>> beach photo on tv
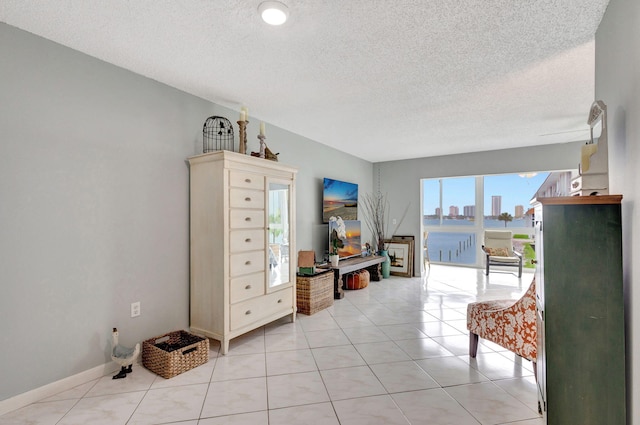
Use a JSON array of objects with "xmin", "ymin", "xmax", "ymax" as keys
[{"xmin": 323, "ymin": 177, "xmax": 358, "ymax": 222}]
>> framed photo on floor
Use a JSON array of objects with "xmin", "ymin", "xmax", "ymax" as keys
[
  {"xmin": 392, "ymin": 235, "xmax": 415, "ymax": 276},
  {"xmin": 385, "ymin": 239, "xmax": 414, "ymax": 277}
]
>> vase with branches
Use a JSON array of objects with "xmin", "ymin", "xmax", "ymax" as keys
[{"xmin": 362, "ymin": 192, "xmax": 410, "ymax": 253}]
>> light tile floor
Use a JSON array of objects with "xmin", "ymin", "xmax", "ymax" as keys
[{"xmin": 0, "ymin": 265, "xmax": 543, "ymax": 425}]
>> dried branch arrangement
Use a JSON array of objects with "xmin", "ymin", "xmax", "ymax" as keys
[
  {"xmin": 362, "ymin": 192, "xmax": 387, "ymax": 253},
  {"xmin": 362, "ymin": 192, "xmax": 410, "ymax": 252}
]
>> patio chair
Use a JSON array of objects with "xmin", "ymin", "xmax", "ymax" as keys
[{"xmin": 482, "ymin": 230, "xmax": 522, "ymax": 277}]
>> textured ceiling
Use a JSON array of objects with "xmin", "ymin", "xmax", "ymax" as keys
[{"xmin": 1, "ymin": 0, "xmax": 610, "ymax": 162}]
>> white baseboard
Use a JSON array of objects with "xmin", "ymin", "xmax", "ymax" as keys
[{"xmin": 0, "ymin": 362, "xmax": 118, "ymax": 416}]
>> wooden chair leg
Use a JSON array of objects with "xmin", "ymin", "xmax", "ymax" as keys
[{"xmin": 469, "ymin": 333, "xmax": 479, "ymax": 357}]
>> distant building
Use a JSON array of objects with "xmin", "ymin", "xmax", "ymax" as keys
[
  {"xmin": 435, "ymin": 207, "xmax": 441, "ymax": 217},
  {"xmin": 515, "ymin": 205, "xmax": 524, "ymax": 218},
  {"xmin": 525, "ymin": 207, "xmax": 535, "ymax": 228},
  {"xmin": 528, "ymin": 171, "xmax": 574, "ymax": 227},
  {"xmin": 491, "ymin": 196, "xmax": 502, "ymax": 217},
  {"xmin": 449, "ymin": 205, "xmax": 459, "ymax": 217},
  {"xmin": 530, "ymin": 171, "xmax": 574, "ymax": 201},
  {"xmin": 463, "ymin": 205, "xmax": 475, "ymax": 218}
]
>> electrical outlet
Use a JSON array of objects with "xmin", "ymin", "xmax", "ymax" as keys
[
  {"xmin": 131, "ymin": 301, "xmax": 141, "ymax": 318},
  {"xmin": 392, "ymin": 218, "xmax": 397, "ymax": 225}
]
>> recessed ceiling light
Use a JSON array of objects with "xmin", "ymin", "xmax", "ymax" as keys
[{"xmin": 258, "ymin": 1, "xmax": 289, "ymax": 25}]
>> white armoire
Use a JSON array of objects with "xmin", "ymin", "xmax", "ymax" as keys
[{"xmin": 188, "ymin": 151, "xmax": 297, "ymax": 354}]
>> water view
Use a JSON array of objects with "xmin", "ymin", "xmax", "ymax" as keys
[
  {"xmin": 424, "ymin": 218, "xmax": 533, "ymax": 265},
  {"xmin": 424, "ymin": 218, "xmax": 532, "ymax": 228},
  {"xmin": 422, "ymin": 173, "xmax": 547, "ymax": 267}
]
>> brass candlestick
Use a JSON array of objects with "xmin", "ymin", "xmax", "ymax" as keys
[
  {"xmin": 237, "ymin": 120, "xmax": 248, "ymax": 154},
  {"xmin": 258, "ymin": 134, "xmax": 266, "ymax": 158}
]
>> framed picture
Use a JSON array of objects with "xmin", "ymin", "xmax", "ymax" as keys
[
  {"xmin": 392, "ymin": 235, "xmax": 415, "ymax": 275},
  {"xmin": 391, "ymin": 235, "xmax": 414, "ymax": 241},
  {"xmin": 385, "ymin": 239, "xmax": 414, "ymax": 277}
]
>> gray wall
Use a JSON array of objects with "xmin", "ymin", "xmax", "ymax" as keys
[
  {"xmin": 0, "ymin": 23, "xmax": 199, "ymax": 400},
  {"xmin": 374, "ymin": 142, "xmax": 583, "ymax": 273},
  {"xmin": 260, "ymin": 125, "xmax": 373, "ymax": 260},
  {"xmin": 0, "ymin": 23, "xmax": 371, "ymax": 402},
  {"xmin": 595, "ymin": 0, "xmax": 640, "ymax": 422}
]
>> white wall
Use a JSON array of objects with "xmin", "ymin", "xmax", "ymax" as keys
[
  {"xmin": 595, "ymin": 0, "xmax": 640, "ymax": 422},
  {"xmin": 0, "ymin": 23, "xmax": 372, "ymax": 403}
]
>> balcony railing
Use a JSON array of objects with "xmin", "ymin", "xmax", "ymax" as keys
[{"xmin": 424, "ymin": 218, "xmax": 535, "ymax": 269}]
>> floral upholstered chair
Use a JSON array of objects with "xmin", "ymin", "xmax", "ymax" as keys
[{"xmin": 467, "ymin": 277, "xmax": 537, "ymax": 373}]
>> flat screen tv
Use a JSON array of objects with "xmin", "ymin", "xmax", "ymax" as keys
[
  {"xmin": 328, "ymin": 219, "xmax": 362, "ymax": 259},
  {"xmin": 323, "ymin": 177, "xmax": 358, "ymax": 223}
]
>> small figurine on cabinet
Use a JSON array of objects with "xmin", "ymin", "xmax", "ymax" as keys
[
  {"xmin": 251, "ymin": 145, "xmax": 279, "ymax": 161},
  {"xmin": 252, "ymin": 129, "xmax": 279, "ymax": 161}
]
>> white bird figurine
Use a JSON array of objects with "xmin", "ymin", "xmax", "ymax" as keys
[{"xmin": 111, "ymin": 327, "xmax": 140, "ymax": 379}]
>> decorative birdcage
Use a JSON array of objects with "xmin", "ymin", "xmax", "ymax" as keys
[{"xmin": 203, "ymin": 116, "xmax": 234, "ymax": 153}]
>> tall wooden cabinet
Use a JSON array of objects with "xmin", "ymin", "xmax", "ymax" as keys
[
  {"xmin": 188, "ymin": 151, "xmax": 297, "ymax": 354},
  {"xmin": 534, "ymin": 196, "xmax": 625, "ymax": 424}
]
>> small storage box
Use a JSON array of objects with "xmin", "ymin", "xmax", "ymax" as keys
[
  {"xmin": 296, "ymin": 270, "xmax": 334, "ymax": 315},
  {"xmin": 297, "ymin": 250, "xmax": 317, "ymax": 275},
  {"xmin": 142, "ymin": 330, "xmax": 209, "ymax": 379}
]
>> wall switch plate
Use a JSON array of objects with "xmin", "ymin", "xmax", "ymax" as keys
[{"xmin": 131, "ymin": 301, "xmax": 141, "ymax": 318}]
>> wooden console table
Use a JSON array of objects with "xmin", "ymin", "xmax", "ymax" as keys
[{"xmin": 318, "ymin": 256, "xmax": 386, "ymax": 299}]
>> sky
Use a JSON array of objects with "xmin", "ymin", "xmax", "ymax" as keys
[
  {"xmin": 323, "ymin": 178, "xmax": 358, "ymax": 203},
  {"xmin": 423, "ymin": 172, "xmax": 550, "ymax": 216}
]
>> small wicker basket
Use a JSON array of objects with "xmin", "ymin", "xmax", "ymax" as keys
[
  {"xmin": 142, "ymin": 330, "xmax": 209, "ymax": 379},
  {"xmin": 296, "ymin": 271, "xmax": 334, "ymax": 315}
]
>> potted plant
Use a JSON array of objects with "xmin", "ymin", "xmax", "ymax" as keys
[{"xmin": 328, "ymin": 216, "xmax": 345, "ymax": 267}]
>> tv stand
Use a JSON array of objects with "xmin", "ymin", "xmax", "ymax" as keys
[{"xmin": 319, "ymin": 256, "xmax": 386, "ymax": 299}]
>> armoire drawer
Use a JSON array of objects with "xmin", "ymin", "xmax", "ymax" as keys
[
  {"xmin": 230, "ymin": 229, "xmax": 265, "ymax": 253},
  {"xmin": 230, "ymin": 188, "xmax": 264, "ymax": 209},
  {"xmin": 229, "ymin": 171, "xmax": 264, "ymax": 190},
  {"xmin": 230, "ymin": 251, "xmax": 264, "ymax": 277},
  {"xmin": 230, "ymin": 288, "xmax": 293, "ymax": 330},
  {"xmin": 230, "ymin": 209, "xmax": 265, "ymax": 229},
  {"xmin": 230, "ymin": 272, "xmax": 264, "ymax": 304}
]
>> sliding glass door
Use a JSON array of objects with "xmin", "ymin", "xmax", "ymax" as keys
[
  {"xmin": 422, "ymin": 172, "xmax": 551, "ymax": 269},
  {"xmin": 423, "ymin": 177, "xmax": 479, "ymax": 265}
]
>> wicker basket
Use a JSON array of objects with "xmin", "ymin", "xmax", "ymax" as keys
[
  {"xmin": 296, "ymin": 271, "xmax": 334, "ymax": 315},
  {"xmin": 142, "ymin": 330, "xmax": 209, "ymax": 379}
]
